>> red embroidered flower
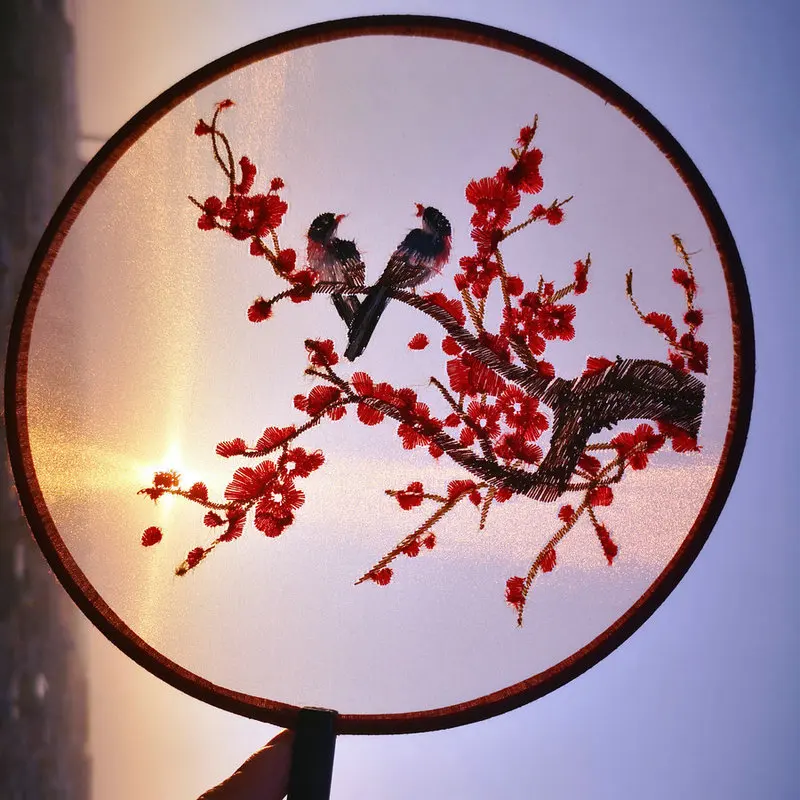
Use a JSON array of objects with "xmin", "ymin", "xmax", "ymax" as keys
[
  {"xmin": 187, "ymin": 482, "xmax": 208, "ymax": 502},
  {"xmin": 305, "ymin": 339, "xmax": 338, "ymax": 367},
  {"xmin": 425, "ymin": 292, "xmax": 466, "ymax": 325},
  {"xmin": 537, "ymin": 304, "xmax": 576, "ymax": 341},
  {"xmin": 494, "ymin": 434, "xmax": 543, "ymax": 465},
  {"xmin": 408, "ymin": 333, "xmax": 429, "ymax": 350},
  {"xmin": 255, "ymin": 426, "xmax": 297, "ymax": 452},
  {"xmin": 447, "ymin": 353, "xmax": 506, "ymax": 397},
  {"xmin": 402, "ymin": 539, "xmax": 421, "ymax": 558},
  {"xmin": 216, "ymin": 438, "xmax": 247, "ymax": 457},
  {"xmin": 218, "ymin": 507, "xmax": 247, "ymax": 541},
  {"xmin": 529, "ymin": 204, "xmax": 547, "ymax": 220},
  {"xmin": 371, "ymin": 568, "xmax": 393, "ymax": 586},
  {"xmin": 225, "ymin": 193, "xmax": 287, "ymax": 240},
  {"xmin": 141, "ymin": 526, "xmax": 162, "ymax": 547},
  {"xmin": 496, "ymin": 386, "xmax": 548, "ymax": 439},
  {"xmin": 679, "ymin": 333, "xmax": 708, "ymax": 374},
  {"xmin": 465, "ymin": 176, "xmax": 521, "ymax": 230},
  {"xmin": 470, "ymin": 226, "xmax": 505, "ymax": 255},
  {"xmin": 194, "ymin": 119, "xmax": 212, "ymax": 136},
  {"xmin": 506, "ymin": 275, "xmax": 524, "ymax": 296},
  {"xmin": 357, "ymin": 402, "xmax": 384, "ymax": 426},
  {"xmin": 186, "ymin": 547, "xmax": 206, "ymax": 569},
  {"xmin": 657, "ymin": 420, "xmax": 700, "ymax": 452},
  {"xmin": 545, "ymin": 206, "xmax": 564, "ymax": 226},
  {"xmin": 644, "ymin": 312, "xmax": 677, "ymax": 343},
  {"xmin": 395, "ymin": 481, "xmax": 425, "ymax": 510},
  {"xmin": 583, "ymin": 356, "xmax": 614, "ymax": 376},
  {"xmin": 497, "ymin": 148, "xmax": 544, "ymax": 194},
  {"xmin": 668, "ymin": 351, "xmax": 687, "ymax": 373},
  {"xmin": 397, "ymin": 423, "xmax": 430, "ymax": 450},
  {"xmin": 301, "ymin": 385, "xmax": 343, "ymax": 418},
  {"xmin": 505, "ymin": 576, "xmax": 525, "ymax": 609},
  {"xmin": 589, "ymin": 486, "xmax": 614, "ymax": 507},
  {"xmin": 254, "ymin": 507, "xmax": 294, "ymax": 538},
  {"xmin": 204, "ymin": 511, "xmax": 224, "ymax": 527},
  {"xmin": 611, "ymin": 423, "xmax": 665, "ymax": 470},
  {"xmin": 517, "ymin": 125, "xmax": 535, "ymax": 147},
  {"xmin": 574, "ymin": 259, "xmax": 589, "ymax": 294},
  {"xmin": 234, "ymin": 156, "xmax": 256, "ymax": 195},
  {"xmin": 466, "ymin": 401, "xmax": 502, "ymax": 440},
  {"xmin": 671, "ymin": 268, "xmax": 696, "ymax": 294},
  {"xmin": 458, "ymin": 254, "xmax": 500, "ymax": 298},
  {"xmin": 276, "ymin": 248, "xmax": 297, "ymax": 276},
  {"xmin": 558, "ymin": 505, "xmax": 574, "ymax": 523},
  {"xmin": 282, "ymin": 447, "xmax": 325, "ymax": 478},
  {"xmin": 225, "ymin": 460, "xmax": 277, "ymax": 502},
  {"xmin": 153, "ymin": 470, "xmax": 180, "ymax": 489},
  {"xmin": 577, "ymin": 453, "xmax": 601, "ymax": 476},
  {"xmin": 270, "ymin": 177, "xmax": 284, "ymax": 191},
  {"xmin": 441, "ymin": 336, "xmax": 462, "ymax": 356},
  {"xmin": 684, "ymin": 308, "xmax": 703, "ymax": 328},
  {"xmin": 247, "ymin": 297, "xmax": 272, "ymax": 322},
  {"xmin": 256, "ymin": 478, "xmax": 305, "ymax": 519},
  {"xmin": 540, "ymin": 546, "xmax": 557, "ymax": 573},
  {"xmin": 288, "ymin": 269, "xmax": 318, "ymax": 303},
  {"xmin": 447, "ymin": 479, "xmax": 482, "ymax": 506},
  {"xmin": 594, "ymin": 524, "xmax": 618, "ymax": 565},
  {"xmin": 423, "ymin": 533, "xmax": 436, "ymax": 549}
]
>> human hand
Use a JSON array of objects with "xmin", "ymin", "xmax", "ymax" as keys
[{"xmin": 197, "ymin": 729, "xmax": 294, "ymax": 800}]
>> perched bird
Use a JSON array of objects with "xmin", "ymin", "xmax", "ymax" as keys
[
  {"xmin": 306, "ymin": 212, "xmax": 366, "ymax": 328},
  {"xmin": 344, "ymin": 205, "xmax": 452, "ymax": 361}
]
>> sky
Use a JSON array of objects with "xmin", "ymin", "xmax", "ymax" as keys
[{"xmin": 52, "ymin": 1, "xmax": 800, "ymax": 798}]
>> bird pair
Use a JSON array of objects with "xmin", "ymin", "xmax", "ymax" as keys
[{"xmin": 306, "ymin": 205, "xmax": 452, "ymax": 361}]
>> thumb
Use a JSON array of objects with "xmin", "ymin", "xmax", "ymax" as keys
[{"xmin": 197, "ymin": 729, "xmax": 294, "ymax": 800}]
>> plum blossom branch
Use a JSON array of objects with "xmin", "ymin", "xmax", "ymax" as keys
[{"xmin": 137, "ymin": 102, "xmax": 708, "ymax": 624}]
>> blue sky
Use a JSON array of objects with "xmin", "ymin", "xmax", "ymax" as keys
[{"xmin": 65, "ymin": 1, "xmax": 798, "ymax": 797}]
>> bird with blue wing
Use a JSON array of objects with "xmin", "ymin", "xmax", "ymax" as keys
[
  {"xmin": 344, "ymin": 205, "xmax": 452, "ymax": 361},
  {"xmin": 306, "ymin": 212, "xmax": 366, "ymax": 329}
]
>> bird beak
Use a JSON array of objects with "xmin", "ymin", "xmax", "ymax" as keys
[{"xmin": 335, "ymin": 213, "xmax": 347, "ymax": 224}]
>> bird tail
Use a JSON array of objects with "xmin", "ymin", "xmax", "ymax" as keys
[
  {"xmin": 332, "ymin": 293, "xmax": 361, "ymax": 329},
  {"xmin": 344, "ymin": 285, "xmax": 390, "ymax": 361}
]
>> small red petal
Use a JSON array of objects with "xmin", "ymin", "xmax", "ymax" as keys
[
  {"xmin": 583, "ymin": 356, "xmax": 614, "ymax": 376},
  {"xmin": 141, "ymin": 526, "xmax": 162, "ymax": 547},
  {"xmin": 248, "ymin": 298, "xmax": 273, "ymax": 322},
  {"xmin": 371, "ymin": 568, "xmax": 393, "ymax": 586},
  {"xmin": 357, "ymin": 402, "xmax": 384, "ymax": 426},
  {"xmin": 545, "ymin": 207, "xmax": 564, "ymax": 225},
  {"xmin": 441, "ymin": 336, "xmax": 462, "ymax": 355},
  {"xmin": 558, "ymin": 505, "xmax": 574, "ymax": 523},
  {"xmin": 540, "ymin": 546, "xmax": 557, "ymax": 573},
  {"xmin": 187, "ymin": 482, "xmax": 208, "ymax": 502},
  {"xmin": 505, "ymin": 576, "xmax": 525, "ymax": 607},
  {"xmin": 216, "ymin": 438, "xmax": 247, "ymax": 457},
  {"xmin": 408, "ymin": 333, "xmax": 429, "ymax": 350},
  {"xmin": 590, "ymin": 486, "xmax": 614, "ymax": 507}
]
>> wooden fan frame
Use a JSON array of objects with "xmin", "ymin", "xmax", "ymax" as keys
[{"xmin": 4, "ymin": 15, "xmax": 754, "ymax": 735}]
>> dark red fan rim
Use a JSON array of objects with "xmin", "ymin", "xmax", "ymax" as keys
[{"xmin": 4, "ymin": 15, "xmax": 754, "ymax": 735}]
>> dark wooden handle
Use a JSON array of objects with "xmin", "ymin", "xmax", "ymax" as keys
[{"xmin": 287, "ymin": 707, "xmax": 338, "ymax": 800}]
